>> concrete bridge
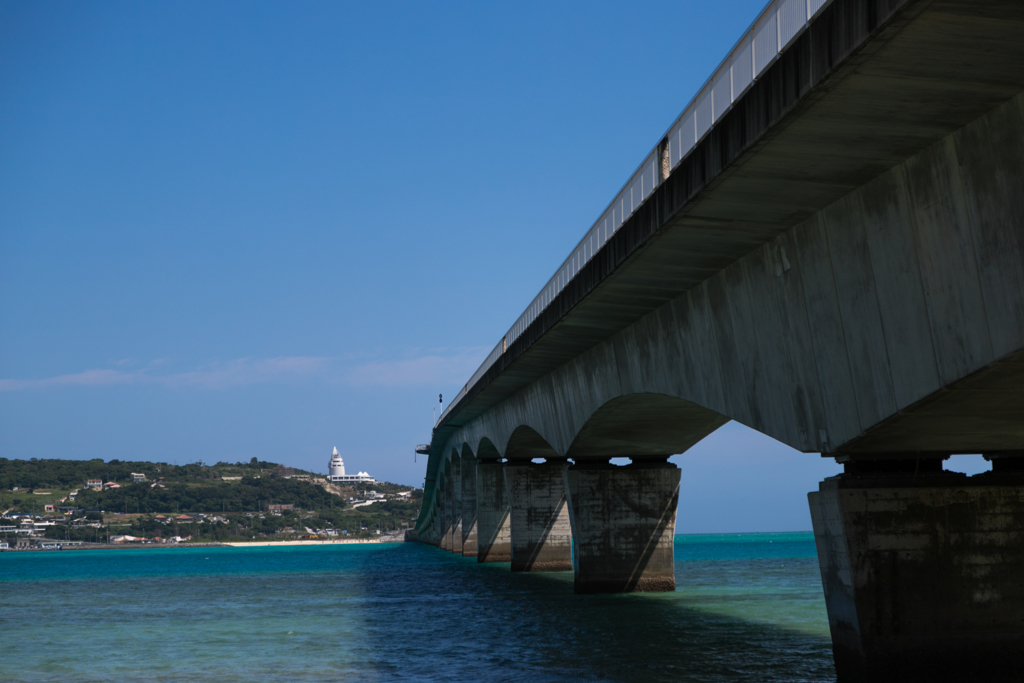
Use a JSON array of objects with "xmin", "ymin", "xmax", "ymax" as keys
[{"xmin": 412, "ymin": 0, "xmax": 1024, "ymax": 679}]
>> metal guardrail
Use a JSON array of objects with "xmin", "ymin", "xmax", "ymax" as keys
[{"xmin": 438, "ymin": 0, "xmax": 832, "ymax": 426}]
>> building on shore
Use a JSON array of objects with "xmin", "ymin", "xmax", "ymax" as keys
[{"xmin": 328, "ymin": 447, "xmax": 374, "ymax": 484}]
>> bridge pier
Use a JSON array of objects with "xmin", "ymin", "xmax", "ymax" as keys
[
  {"xmin": 428, "ymin": 502, "xmax": 439, "ymax": 546},
  {"xmin": 564, "ymin": 458, "xmax": 679, "ymax": 593},
  {"xmin": 504, "ymin": 458, "xmax": 573, "ymax": 572},
  {"xmin": 442, "ymin": 475, "xmax": 453, "ymax": 551},
  {"xmin": 809, "ymin": 455, "xmax": 1024, "ymax": 683},
  {"xmin": 450, "ymin": 456, "xmax": 463, "ymax": 554},
  {"xmin": 475, "ymin": 459, "xmax": 511, "ymax": 562},
  {"xmin": 461, "ymin": 456, "xmax": 478, "ymax": 557}
]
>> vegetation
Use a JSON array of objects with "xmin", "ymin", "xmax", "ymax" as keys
[
  {"xmin": 0, "ymin": 456, "xmax": 283, "ymax": 491},
  {"xmin": 73, "ymin": 477, "xmax": 342, "ymax": 514},
  {"xmin": 1, "ymin": 457, "xmax": 422, "ymax": 543}
]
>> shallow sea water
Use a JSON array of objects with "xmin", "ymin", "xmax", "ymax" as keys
[{"xmin": 1, "ymin": 532, "xmax": 835, "ymax": 682}]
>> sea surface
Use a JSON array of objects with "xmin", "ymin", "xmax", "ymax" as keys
[{"xmin": 1, "ymin": 533, "xmax": 836, "ymax": 682}]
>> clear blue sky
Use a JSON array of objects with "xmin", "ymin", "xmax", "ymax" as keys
[{"xmin": 0, "ymin": 1, "xmax": 987, "ymax": 532}]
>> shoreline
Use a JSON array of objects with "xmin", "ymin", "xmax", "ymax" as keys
[
  {"xmin": 222, "ymin": 538, "xmax": 403, "ymax": 547},
  {"xmin": 1, "ymin": 538, "xmax": 407, "ymax": 552}
]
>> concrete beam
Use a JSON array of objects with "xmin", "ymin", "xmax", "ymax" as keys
[
  {"xmin": 564, "ymin": 458, "xmax": 679, "ymax": 593},
  {"xmin": 504, "ymin": 459, "xmax": 572, "ymax": 572},
  {"xmin": 809, "ymin": 467, "xmax": 1024, "ymax": 682},
  {"xmin": 475, "ymin": 460, "xmax": 511, "ymax": 562}
]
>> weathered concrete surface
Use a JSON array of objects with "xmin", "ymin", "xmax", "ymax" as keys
[
  {"xmin": 412, "ymin": 0, "xmax": 1024, "ymax": 671},
  {"xmin": 440, "ymin": 474, "xmax": 451, "ymax": 551},
  {"xmin": 450, "ymin": 454, "xmax": 463, "ymax": 554},
  {"xmin": 809, "ymin": 470, "xmax": 1024, "ymax": 682},
  {"xmin": 417, "ymin": 0, "xmax": 1024, "ymax": 532},
  {"xmin": 504, "ymin": 460, "xmax": 572, "ymax": 572},
  {"xmin": 460, "ymin": 451, "xmax": 478, "ymax": 557},
  {"xmin": 439, "ymin": 90, "xmax": 1024, "ymax": 466},
  {"xmin": 564, "ymin": 460, "xmax": 679, "ymax": 593},
  {"xmin": 425, "ymin": 0, "xmax": 1024, "ymax": 465},
  {"xmin": 475, "ymin": 460, "xmax": 511, "ymax": 562}
]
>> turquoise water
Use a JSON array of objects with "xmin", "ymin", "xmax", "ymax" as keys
[{"xmin": 1, "ymin": 533, "xmax": 835, "ymax": 682}]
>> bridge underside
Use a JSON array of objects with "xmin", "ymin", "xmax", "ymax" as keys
[
  {"xmin": 418, "ymin": 0, "xmax": 1024, "ymax": 680},
  {"xmin": 432, "ymin": 0, "xmax": 1024, "ymax": 450},
  {"xmin": 447, "ymin": 89, "xmax": 1024, "ymax": 463}
]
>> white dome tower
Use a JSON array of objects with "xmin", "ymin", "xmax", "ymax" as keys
[{"xmin": 328, "ymin": 447, "xmax": 346, "ymax": 480}]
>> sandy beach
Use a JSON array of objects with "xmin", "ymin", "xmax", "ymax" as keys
[{"xmin": 222, "ymin": 538, "xmax": 404, "ymax": 547}]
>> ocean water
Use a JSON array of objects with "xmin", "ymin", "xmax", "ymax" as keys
[{"xmin": 1, "ymin": 533, "xmax": 835, "ymax": 682}]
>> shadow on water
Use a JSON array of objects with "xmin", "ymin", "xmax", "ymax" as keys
[{"xmin": 356, "ymin": 543, "xmax": 836, "ymax": 683}]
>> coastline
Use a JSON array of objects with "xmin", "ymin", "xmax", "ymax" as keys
[
  {"xmin": 1, "ymin": 537, "xmax": 406, "ymax": 552},
  {"xmin": 222, "ymin": 538, "xmax": 402, "ymax": 547}
]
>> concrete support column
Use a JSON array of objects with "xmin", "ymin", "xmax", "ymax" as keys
[
  {"xmin": 451, "ymin": 459, "xmax": 463, "ymax": 554},
  {"xmin": 504, "ymin": 458, "xmax": 572, "ymax": 572},
  {"xmin": 461, "ymin": 456, "xmax": 478, "ymax": 557},
  {"xmin": 564, "ymin": 458, "xmax": 679, "ymax": 594},
  {"xmin": 809, "ymin": 456, "xmax": 1024, "ymax": 683},
  {"xmin": 441, "ymin": 476, "xmax": 452, "ymax": 551},
  {"xmin": 475, "ymin": 459, "xmax": 511, "ymax": 562}
]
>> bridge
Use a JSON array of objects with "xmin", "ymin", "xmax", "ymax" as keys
[{"xmin": 411, "ymin": 0, "xmax": 1024, "ymax": 680}]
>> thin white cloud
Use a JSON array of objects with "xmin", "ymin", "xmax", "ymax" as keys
[
  {"xmin": 163, "ymin": 357, "xmax": 330, "ymax": 390},
  {"xmin": 0, "ymin": 357, "xmax": 330, "ymax": 393},
  {"xmin": 344, "ymin": 347, "xmax": 490, "ymax": 387},
  {"xmin": 0, "ymin": 369, "xmax": 138, "ymax": 392},
  {"xmin": 0, "ymin": 348, "xmax": 490, "ymax": 392}
]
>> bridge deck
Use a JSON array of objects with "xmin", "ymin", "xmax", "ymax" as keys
[{"xmin": 431, "ymin": 0, "xmax": 1024, "ymax": 457}]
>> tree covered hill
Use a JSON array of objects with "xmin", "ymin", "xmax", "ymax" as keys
[
  {"xmin": 2, "ymin": 458, "xmax": 423, "ymax": 542},
  {"xmin": 0, "ymin": 457, "xmax": 292, "ymax": 491},
  {"xmin": 1, "ymin": 457, "xmax": 422, "ymax": 516},
  {"xmin": 74, "ymin": 477, "xmax": 344, "ymax": 515}
]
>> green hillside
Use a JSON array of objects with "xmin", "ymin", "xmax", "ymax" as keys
[{"xmin": 1, "ymin": 457, "xmax": 422, "ymax": 542}]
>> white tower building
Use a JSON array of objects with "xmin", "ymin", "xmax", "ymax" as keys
[
  {"xmin": 327, "ymin": 446, "xmax": 375, "ymax": 484},
  {"xmin": 328, "ymin": 447, "xmax": 346, "ymax": 479}
]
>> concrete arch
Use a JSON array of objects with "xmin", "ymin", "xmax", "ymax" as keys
[
  {"xmin": 476, "ymin": 437, "xmax": 501, "ymax": 461},
  {"xmin": 505, "ymin": 425, "xmax": 562, "ymax": 461},
  {"xmin": 566, "ymin": 393, "xmax": 729, "ymax": 460}
]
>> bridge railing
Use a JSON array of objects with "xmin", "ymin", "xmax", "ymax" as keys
[{"xmin": 438, "ymin": 0, "xmax": 832, "ymax": 427}]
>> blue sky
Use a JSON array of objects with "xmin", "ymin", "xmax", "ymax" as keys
[{"xmin": 0, "ymin": 1, "xmax": 987, "ymax": 532}]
